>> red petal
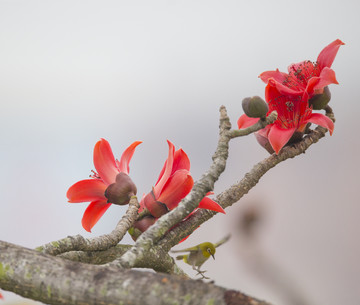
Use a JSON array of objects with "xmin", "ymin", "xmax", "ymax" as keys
[
  {"xmin": 156, "ymin": 147, "xmax": 191, "ymax": 184},
  {"xmin": 259, "ymin": 69, "xmax": 288, "ymax": 84},
  {"xmin": 172, "ymin": 148, "xmax": 191, "ymax": 173},
  {"xmin": 81, "ymin": 199, "xmax": 111, "ymax": 232},
  {"xmin": 307, "ymin": 113, "xmax": 334, "ymax": 135},
  {"xmin": 93, "ymin": 139, "xmax": 118, "ymax": 186},
  {"xmin": 118, "ymin": 141, "xmax": 142, "ymax": 175},
  {"xmin": 317, "ymin": 39, "xmax": 344, "ymax": 70},
  {"xmin": 315, "ymin": 67, "xmax": 338, "ymax": 88},
  {"xmin": 154, "ymin": 140, "xmax": 175, "ymax": 197},
  {"xmin": 268, "ymin": 125, "xmax": 296, "ymax": 154},
  {"xmin": 67, "ymin": 179, "xmax": 107, "ymax": 203},
  {"xmin": 306, "ymin": 67, "xmax": 338, "ymax": 96},
  {"xmin": 237, "ymin": 114, "xmax": 260, "ymax": 129},
  {"xmin": 198, "ymin": 196, "xmax": 225, "ymax": 214},
  {"xmin": 266, "ymin": 79, "xmax": 303, "ymax": 99},
  {"xmin": 157, "ymin": 169, "xmax": 193, "ymax": 210}
]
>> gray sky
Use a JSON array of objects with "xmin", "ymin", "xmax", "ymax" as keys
[{"xmin": 0, "ymin": 1, "xmax": 359, "ymax": 304}]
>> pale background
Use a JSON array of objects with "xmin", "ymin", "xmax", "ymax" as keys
[{"xmin": 0, "ymin": 1, "xmax": 359, "ymax": 304}]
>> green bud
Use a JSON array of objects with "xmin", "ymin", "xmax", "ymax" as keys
[
  {"xmin": 242, "ymin": 96, "xmax": 269, "ymax": 118},
  {"xmin": 309, "ymin": 86, "xmax": 331, "ymax": 110}
]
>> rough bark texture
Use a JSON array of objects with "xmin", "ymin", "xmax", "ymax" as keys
[{"xmin": 0, "ymin": 241, "xmax": 272, "ymax": 305}]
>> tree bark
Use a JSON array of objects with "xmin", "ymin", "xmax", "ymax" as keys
[{"xmin": 0, "ymin": 240, "xmax": 271, "ymax": 305}]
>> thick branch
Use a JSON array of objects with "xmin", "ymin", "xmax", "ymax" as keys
[
  {"xmin": 0, "ymin": 240, "xmax": 272, "ymax": 305},
  {"xmin": 58, "ymin": 244, "xmax": 187, "ymax": 276},
  {"xmin": 37, "ymin": 196, "xmax": 139, "ymax": 256}
]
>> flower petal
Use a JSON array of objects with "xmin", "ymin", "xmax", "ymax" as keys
[
  {"xmin": 153, "ymin": 140, "xmax": 175, "ymax": 197},
  {"xmin": 306, "ymin": 67, "xmax": 338, "ymax": 96},
  {"xmin": 315, "ymin": 67, "xmax": 338, "ymax": 88},
  {"xmin": 266, "ymin": 79, "xmax": 303, "ymax": 99},
  {"xmin": 93, "ymin": 139, "xmax": 118, "ymax": 186},
  {"xmin": 172, "ymin": 148, "xmax": 191, "ymax": 173},
  {"xmin": 317, "ymin": 39, "xmax": 344, "ymax": 70},
  {"xmin": 118, "ymin": 141, "xmax": 142, "ymax": 175},
  {"xmin": 157, "ymin": 169, "xmax": 193, "ymax": 210},
  {"xmin": 81, "ymin": 199, "xmax": 111, "ymax": 232},
  {"xmin": 268, "ymin": 125, "xmax": 296, "ymax": 154},
  {"xmin": 259, "ymin": 69, "xmax": 288, "ymax": 84},
  {"xmin": 237, "ymin": 114, "xmax": 260, "ymax": 129},
  {"xmin": 67, "ymin": 179, "xmax": 107, "ymax": 203},
  {"xmin": 198, "ymin": 196, "xmax": 225, "ymax": 214},
  {"xmin": 306, "ymin": 113, "xmax": 334, "ymax": 135}
]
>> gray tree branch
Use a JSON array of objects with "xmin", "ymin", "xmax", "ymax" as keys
[
  {"xmin": 0, "ymin": 240, "xmax": 272, "ymax": 305},
  {"xmin": 0, "ymin": 106, "xmax": 334, "ymax": 305},
  {"xmin": 118, "ymin": 106, "xmax": 277, "ymax": 268},
  {"xmin": 158, "ymin": 120, "xmax": 333, "ymax": 248},
  {"xmin": 36, "ymin": 196, "xmax": 139, "ymax": 256}
]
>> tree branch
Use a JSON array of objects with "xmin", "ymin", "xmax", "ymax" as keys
[
  {"xmin": 118, "ymin": 106, "xmax": 277, "ymax": 268},
  {"xmin": 159, "ymin": 122, "xmax": 332, "ymax": 248},
  {"xmin": 0, "ymin": 240, "xmax": 272, "ymax": 305},
  {"xmin": 58, "ymin": 244, "xmax": 187, "ymax": 276},
  {"xmin": 36, "ymin": 196, "xmax": 139, "ymax": 256}
]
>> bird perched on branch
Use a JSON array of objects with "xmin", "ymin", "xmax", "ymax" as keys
[{"xmin": 171, "ymin": 234, "xmax": 231, "ymax": 279}]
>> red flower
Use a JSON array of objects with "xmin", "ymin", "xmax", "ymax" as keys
[
  {"xmin": 238, "ymin": 40, "xmax": 342, "ymax": 154},
  {"xmin": 238, "ymin": 81, "xmax": 334, "ymax": 154},
  {"xmin": 259, "ymin": 39, "xmax": 344, "ymax": 100},
  {"xmin": 67, "ymin": 139, "xmax": 141, "ymax": 232},
  {"xmin": 139, "ymin": 140, "xmax": 225, "ymax": 218}
]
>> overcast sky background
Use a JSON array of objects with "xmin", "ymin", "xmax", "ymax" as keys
[{"xmin": 0, "ymin": 1, "xmax": 359, "ymax": 304}]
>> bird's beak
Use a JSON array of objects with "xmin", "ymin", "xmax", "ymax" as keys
[{"xmin": 211, "ymin": 254, "xmax": 215, "ymax": 260}]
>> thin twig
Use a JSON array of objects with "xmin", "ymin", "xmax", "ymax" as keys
[
  {"xmin": 228, "ymin": 111, "xmax": 277, "ymax": 138},
  {"xmin": 158, "ymin": 119, "xmax": 333, "ymax": 249},
  {"xmin": 36, "ymin": 196, "xmax": 140, "ymax": 256},
  {"xmin": 118, "ymin": 106, "xmax": 277, "ymax": 268}
]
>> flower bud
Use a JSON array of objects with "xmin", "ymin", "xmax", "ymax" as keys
[
  {"xmin": 104, "ymin": 172, "xmax": 137, "ymax": 205},
  {"xmin": 129, "ymin": 215, "xmax": 156, "ymax": 241},
  {"xmin": 242, "ymin": 96, "xmax": 269, "ymax": 118},
  {"xmin": 143, "ymin": 190, "xmax": 168, "ymax": 218},
  {"xmin": 255, "ymin": 131, "xmax": 274, "ymax": 154},
  {"xmin": 309, "ymin": 86, "xmax": 331, "ymax": 110}
]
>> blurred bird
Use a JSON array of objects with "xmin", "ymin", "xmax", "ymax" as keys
[{"xmin": 171, "ymin": 234, "xmax": 230, "ymax": 279}]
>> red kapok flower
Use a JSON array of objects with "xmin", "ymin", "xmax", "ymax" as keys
[
  {"xmin": 67, "ymin": 138, "xmax": 141, "ymax": 232},
  {"xmin": 259, "ymin": 39, "xmax": 344, "ymax": 100},
  {"xmin": 139, "ymin": 140, "xmax": 225, "ymax": 217},
  {"xmin": 238, "ymin": 81, "xmax": 334, "ymax": 154}
]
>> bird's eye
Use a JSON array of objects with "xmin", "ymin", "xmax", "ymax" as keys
[{"xmin": 207, "ymin": 248, "xmax": 211, "ymax": 254}]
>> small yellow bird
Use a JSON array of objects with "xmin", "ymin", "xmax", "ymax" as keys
[{"xmin": 171, "ymin": 234, "xmax": 230, "ymax": 279}]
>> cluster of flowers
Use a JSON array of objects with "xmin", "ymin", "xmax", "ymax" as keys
[
  {"xmin": 67, "ymin": 39, "xmax": 343, "ymax": 234},
  {"xmin": 67, "ymin": 139, "xmax": 225, "ymax": 234},
  {"xmin": 238, "ymin": 39, "xmax": 344, "ymax": 154}
]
